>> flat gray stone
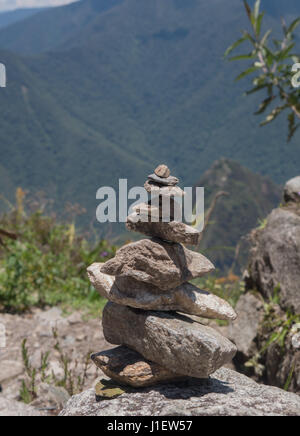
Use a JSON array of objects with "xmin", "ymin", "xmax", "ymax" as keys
[
  {"xmin": 59, "ymin": 367, "xmax": 300, "ymax": 416},
  {"xmin": 100, "ymin": 239, "xmax": 215, "ymax": 291},
  {"xmin": 91, "ymin": 346, "xmax": 185, "ymax": 387},
  {"xmin": 144, "ymin": 180, "xmax": 185, "ymax": 197},
  {"xmin": 102, "ymin": 303, "xmax": 237, "ymax": 378},
  {"xmin": 87, "ymin": 264, "xmax": 236, "ymax": 321},
  {"xmin": 147, "ymin": 173, "xmax": 179, "ymax": 186},
  {"xmin": 126, "ymin": 213, "xmax": 200, "ymax": 244}
]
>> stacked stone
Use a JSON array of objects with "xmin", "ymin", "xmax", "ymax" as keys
[{"xmin": 88, "ymin": 165, "xmax": 237, "ymax": 388}]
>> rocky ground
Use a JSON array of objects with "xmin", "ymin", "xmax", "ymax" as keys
[{"xmin": 0, "ymin": 307, "xmax": 112, "ymax": 415}]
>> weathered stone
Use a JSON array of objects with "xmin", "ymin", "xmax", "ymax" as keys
[
  {"xmin": 246, "ymin": 207, "xmax": 300, "ymax": 313},
  {"xmin": 284, "ymin": 176, "xmax": 300, "ymax": 203},
  {"xmin": 59, "ymin": 367, "xmax": 300, "ymax": 416},
  {"xmin": 154, "ymin": 164, "xmax": 170, "ymax": 178},
  {"xmin": 132, "ymin": 198, "xmax": 181, "ymax": 221},
  {"xmin": 102, "ymin": 303, "xmax": 237, "ymax": 378},
  {"xmin": 91, "ymin": 346, "xmax": 184, "ymax": 387},
  {"xmin": 229, "ymin": 293, "xmax": 264, "ymax": 357},
  {"xmin": 88, "ymin": 264, "xmax": 236, "ymax": 320},
  {"xmin": 144, "ymin": 180, "xmax": 185, "ymax": 197},
  {"xmin": 148, "ymin": 173, "xmax": 179, "ymax": 186},
  {"xmin": 126, "ymin": 213, "xmax": 201, "ymax": 245},
  {"xmin": 100, "ymin": 239, "xmax": 215, "ymax": 291}
]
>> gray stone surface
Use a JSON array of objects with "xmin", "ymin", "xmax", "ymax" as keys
[
  {"xmin": 154, "ymin": 164, "xmax": 170, "ymax": 178},
  {"xmin": 144, "ymin": 180, "xmax": 185, "ymax": 197},
  {"xmin": 91, "ymin": 346, "xmax": 184, "ymax": 387},
  {"xmin": 101, "ymin": 239, "xmax": 215, "ymax": 291},
  {"xmin": 147, "ymin": 173, "xmax": 179, "ymax": 186},
  {"xmin": 59, "ymin": 367, "xmax": 300, "ymax": 416},
  {"xmin": 0, "ymin": 395, "xmax": 43, "ymax": 416},
  {"xmin": 126, "ymin": 213, "xmax": 201, "ymax": 245},
  {"xmin": 229, "ymin": 293, "xmax": 264, "ymax": 357},
  {"xmin": 88, "ymin": 264, "xmax": 236, "ymax": 320},
  {"xmin": 284, "ymin": 176, "xmax": 300, "ymax": 203},
  {"xmin": 246, "ymin": 207, "xmax": 300, "ymax": 313},
  {"xmin": 102, "ymin": 303, "xmax": 237, "ymax": 378}
]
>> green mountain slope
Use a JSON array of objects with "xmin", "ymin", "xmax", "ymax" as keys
[
  {"xmin": 0, "ymin": 0, "xmax": 298, "ymax": 233},
  {"xmin": 0, "ymin": 8, "xmax": 43, "ymax": 30},
  {"xmin": 196, "ymin": 158, "xmax": 281, "ymax": 273}
]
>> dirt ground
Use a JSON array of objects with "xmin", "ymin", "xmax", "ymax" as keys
[{"xmin": 0, "ymin": 307, "xmax": 112, "ymax": 415}]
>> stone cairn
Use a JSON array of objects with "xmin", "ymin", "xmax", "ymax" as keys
[{"xmin": 88, "ymin": 164, "xmax": 237, "ymax": 389}]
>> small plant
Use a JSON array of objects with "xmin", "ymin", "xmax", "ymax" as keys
[
  {"xmin": 225, "ymin": 0, "xmax": 300, "ymax": 141},
  {"xmin": 19, "ymin": 339, "xmax": 50, "ymax": 404},
  {"xmin": 19, "ymin": 329, "xmax": 92, "ymax": 404},
  {"xmin": 0, "ymin": 190, "xmax": 116, "ymax": 314},
  {"xmin": 52, "ymin": 328, "xmax": 91, "ymax": 396}
]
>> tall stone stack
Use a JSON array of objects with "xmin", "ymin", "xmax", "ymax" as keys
[{"xmin": 88, "ymin": 165, "xmax": 237, "ymax": 388}]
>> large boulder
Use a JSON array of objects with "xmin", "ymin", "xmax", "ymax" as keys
[
  {"xmin": 101, "ymin": 239, "xmax": 214, "ymax": 291},
  {"xmin": 246, "ymin": 207, "xmax": 300, "ymax": 314},
  {"xmin": 88, "ymin": 264, "xmax": 237, "ymax": 321},
  {"xmin": 59, "ymin": 367, "xmax": 300, "ymax": 416},
  {"xmin": 102, "ymin": 303, "xmax": 237, "ymax": 379}
]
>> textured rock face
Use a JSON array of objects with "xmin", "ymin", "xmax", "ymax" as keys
[
  {"xmin": 229, "ymin": 293, "xmax": 264, "ymax": 357},
  {"xmin": 126, "ymin": 215, "xmax": 201, "ymax": 245},
  {"xmin": 101, "ymin": 239, "xmax": 215, "ymax": 291},
  {"xmin": 284, "ymin": 176, "xmax": 300, "ymax": 203},
  {"xmin": 88, "ymin": 264, "xmax": 236, "ymax": 320},
  {"xmin": 144, "ymin": 180, "xmax": 185, "ymax": 197},
  {"xmin": 102, "ymin": 303, "xmax": 237, "ymax": 378},
  {"xmin": 147, "ymin": 173, "xmax": 179, "ymax": 186},
  {"xmin": 0, "ymin": 396, "xmax": 43, "ymax": 416},
  {"xmin": 59, "ymin": 367, "xmax": 300, "ymax": 416},
  {"xmin": 154, "ymin": 164, "xmax": 170, "ymax": 178},
  {"xmin": 229, "ymin": 292, "xmax": 300, "ymax": 394},
  {"xmin": 246, "ymin": 207, "xmax": 300, "ymax": 313},
  {"xmin": 91, "ymin": 346, "xmax": 184, "ymax": 387}
]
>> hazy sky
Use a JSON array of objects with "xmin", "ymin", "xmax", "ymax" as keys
[{"xmin": 0, "ymin": 0, "xmax": 78, "ymax": 12}]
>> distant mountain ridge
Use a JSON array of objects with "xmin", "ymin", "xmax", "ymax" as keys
[
  {"xmin": 0, "ymin": 8, "xmax": 44, "ymax": 30},
  {"xmin": 0, "ymin": 0, "xmax": 298, "ymax": 233},
  {"xmin": 195, "ymin": 158, "xmax": 281, "ymax": 273}
]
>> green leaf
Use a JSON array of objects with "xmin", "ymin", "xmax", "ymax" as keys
[
  {"xmin": 253, "ymin": 0, "xmax": 261, "ymax": 20},
  {"xmin": 254, "ymin": 96, "xmax": 275, "ymax": 114},
  {"xmin": 229, "ymin": 52, "xmax": 256, "ymax": 62},
  {"xmin": 260, "ymin": 104, "xmax": 287, "ymax": 126},
  {"xmin": 287, "ymin": 17, "xmax": 300, "ymax": 35},
  {"xmin": 235, "ymin": 66, "xmax": 259, "ymax": 82},
  {"xmin": 277, "ymin": 43, "xmax": 295, "ymax": 61},
  {"xmin": 256, "ymin": 12, "xmax": 264, "ymax": 37},
  {"xmin": 260, "ymin": 29, "xmax": 272, "ymax": 47},
  {"xmin": 243, "ymin": 0, "xmax": 252, "ymax": 21},
  {"xmin": 224, "ymin": 36, "xmax": 247, "ymax": 58}
]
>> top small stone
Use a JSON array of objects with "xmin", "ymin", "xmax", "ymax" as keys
[{"xmin": 154, "ymin": 164, "xmax": 170, "ymax": 179}]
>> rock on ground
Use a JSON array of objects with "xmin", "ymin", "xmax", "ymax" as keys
[
  {"xmin": 102, "ymin": 303, "xmax": 236, "ymax": 378},
  {"xmin": 246, "ymin": 207, "xmax": 300, "ymax": 313},
  {"xmin": 88, "ymin": 264, "xmax": 236, "ymax": 321},
  {"xmin": 0, "ymin": 308, "xmax": 112, "ymax": 412},
  {"xmin": 59, "ymin": 367, "xmax": 300, "ymax": 416},
  {"xmin": 91, "ymin": 346, "xmax": 185, "ymax": 387},
  {"xmin": 101, "ymin": 238, "xmax": 215, "ymax": 291},
  {"xmin": 126, "ymin": 215, "xmax": 201, "ymax": 245}
]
